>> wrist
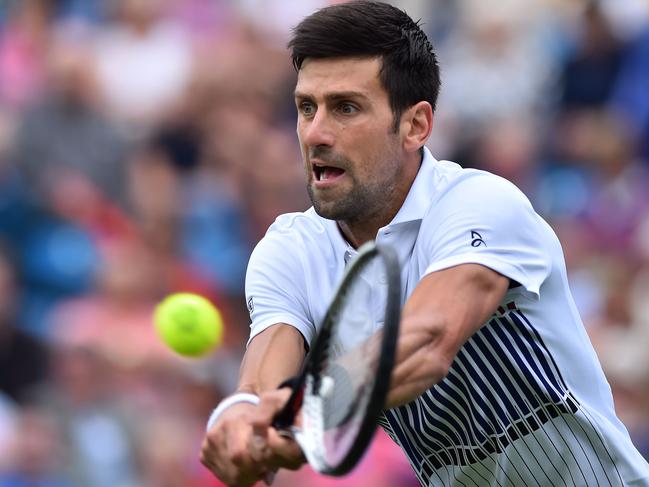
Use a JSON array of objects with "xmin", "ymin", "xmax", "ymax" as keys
[{"xmin": 206, "ymin": 392, "xmax": 260, "ymax": 431}]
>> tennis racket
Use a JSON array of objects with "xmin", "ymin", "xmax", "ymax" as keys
[{"xmin": 272, "ymin": 241, "xmax": 401, "ymax": 476}]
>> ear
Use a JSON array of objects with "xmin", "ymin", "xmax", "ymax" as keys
[{"xmin": 401, "ymin": 101, "xmax": 433, "ymax": 153}]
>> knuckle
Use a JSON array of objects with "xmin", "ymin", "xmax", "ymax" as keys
[
  {"xmin": 199, "ymin": 445, "xmax": 211, "ymax": 464},
  {"xmin": 229, "ymin": 446, "xmax": 248, "ymax": 465},
  {"xmin": 204, "ymin": 428, "xmax": 221, "ymax": 444},
  {"xmin": 200, "ymin": 438, "xmax": 217, "ymax": 457},
  {"xmin": 199, "ymin": 448, "xmax": 215, "ymax": 468}
]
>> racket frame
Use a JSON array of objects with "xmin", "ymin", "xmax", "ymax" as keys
[{"xmin": 272, "ymin": 241, "xmax": 401, "ymax": 475}]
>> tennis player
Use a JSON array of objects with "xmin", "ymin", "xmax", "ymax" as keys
[{"xmin": 200, "ymin": 1, "xmax": 649, "ymax": 485}]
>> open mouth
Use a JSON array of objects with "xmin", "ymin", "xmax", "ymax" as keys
[{"xmin": 313, "ymin": 164, "xmax": 346, "ymax": 182}]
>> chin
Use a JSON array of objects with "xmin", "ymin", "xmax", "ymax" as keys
[
  {"xmin": 312, "ymin": 202, "xmax": 334, "ymax": 219},
  {"xmin": 308, "ymin": 187, "xmax": 353, "ymax": 221}
]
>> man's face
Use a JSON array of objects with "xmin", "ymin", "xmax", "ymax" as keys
[{"xmin": 295, "ymin": 57, "xmax": 405, "ymax": 223}]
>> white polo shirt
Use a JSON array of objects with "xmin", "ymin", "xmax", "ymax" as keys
[{"xmin": 245, "ymin": 148, "xmax": 649, "ymax": 486}]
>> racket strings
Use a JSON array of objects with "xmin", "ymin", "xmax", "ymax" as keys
[
  {"xmin": 309, "ymin": 268, "xmax": 389, "ymax": 461},
  {"xmin": 294, "ymin": 244, "xmax": 401, "ymax": 475}
]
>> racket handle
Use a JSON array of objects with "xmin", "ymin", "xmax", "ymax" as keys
[{"xmin": 272, "ymin": 376, "xmax": 304, "ymax": 430}]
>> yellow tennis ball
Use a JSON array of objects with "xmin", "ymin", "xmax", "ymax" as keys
[{"xmin": 153, "ymin": 293, "xmax": 223, "ymax": 357}]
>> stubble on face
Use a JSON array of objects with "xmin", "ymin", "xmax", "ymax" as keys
[
  {"xmin": 295, "ymin": 57, "xmax": 410, "ymax": 235},
  {"xmin": 306, "ymin": 135, "xmax": 401, "ymax": 226}
]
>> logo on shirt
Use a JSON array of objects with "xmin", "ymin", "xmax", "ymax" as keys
[
  {"xmin": 471, "ymin": 230, "xmax": 486, "ymax": 247},
  {"xmin": 247, "ymin": 297, "xmax": 254, "ymax": 315}
]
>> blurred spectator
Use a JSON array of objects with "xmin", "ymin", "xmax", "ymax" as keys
[
  {"xmin": 0, "ymin": 406, "xmax": 77, "ymax": 487},
  {"xmin": 459, "ymin": 116, "xmax": 540, "ymax": 195},
  {"xmin": 48, "ymin": 239, "xmax": 167, "ymax": 370},
  {"xmin": 559, "ymin": 1, "xmax": 627, "ymax": 110},
  {"xmin": 0, "ymin": 244, "xmax": 49, "ymax": 404},
  {"xmin": 10, "ymin": 39, "xmax": 129, "ymax": 212},
  {"xmin": 44, "ymin": 237, "xmax": 233, "ymax": 487},
  {"xmin": 600, "ymin": 0, "xmax": 649, "ymax": 41},
  {"xmin": 138, "ymin": 410, "xmax": 226, "ymax": 487},
  {"xmin": 93, "ymin": 0, "xmax": 193, "ymax": 130},
  {"xmin": 433, "ymin": 0, "xmax": 555, "ymax": 156},
  {"xmin": 611, "ymin": 25, "xmax": 649, "ymax": 161},
  {"xmin": 579, "ymin": 114, "xmax": 649, "ymax": 253},
  {"xmin": 234, "ymin": 0, "xmax": 331, "ymax": 47},
  {"xmin": 180, "ymin": 167, "xmax": 252, "ymax": 296},
  {"xmin": 586, "ymin": 256, "xmax": 649, "ymax": 460},
  {"xmin": 0, "ymin": 0, "xmax": 51, "ymax": 111},
  {"xmin": 29, "ymin": 343, "xmax": 140, "ymax": 487},
  {"xmin": 241, "ymin": 128, "xmax": 310, "ymax": 239},
  {"xmin": 55, "ymin": 0, "xmax": 107, "ymax": 25},
  {"xmin": 541, "ymin": 111, "xmax": 649, "ymax": 252},
  {"xmin": 165, "ymin": 0, "xmax": 234, "ymax": 43},
  {"xmin": 5, "ymin": 37, "xmax": 133, "ymax": 336},
  {"xmin": 132, "ymin": 115, "xmax": 254, "ymax": 296},
  {"xmin": 0, "ymin": 393, "xmax": 17, "ymax": 471}
]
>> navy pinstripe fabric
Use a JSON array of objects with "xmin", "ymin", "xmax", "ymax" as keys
[{"xmin": 378, "ymin": 305, "xmax": 624, "ymax": 486}]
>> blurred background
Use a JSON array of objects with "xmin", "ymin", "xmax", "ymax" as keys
[{"xmin": 0, "ymin": 0, "xmax": 648, "ymax": 485}]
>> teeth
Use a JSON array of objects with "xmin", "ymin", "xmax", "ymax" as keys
[{"xmin": 314, "ymin": 165, "xmax": 339, "ymax": 181}]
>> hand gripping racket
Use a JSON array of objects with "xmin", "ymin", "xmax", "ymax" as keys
[{"xmin": 272, "ymin": 241, "xmax": 401, "ymax": 476}]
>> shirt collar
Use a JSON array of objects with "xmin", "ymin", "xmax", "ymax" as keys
[
  {"xmin": 325, "ymin": 147, "xmax": 437, "ymax": 255},
  {"xmin": 384, "ymin": 146, "xmax": 436, "ymax": 228}
]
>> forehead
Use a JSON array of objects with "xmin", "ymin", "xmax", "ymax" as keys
[{"xmin": 295, "ymin": 57, "xmax": 385, "ymax": 99}]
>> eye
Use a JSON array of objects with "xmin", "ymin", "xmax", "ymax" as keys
[
  {"xmin": 298, "ymin": 101, "xmax": 316, "ymax": 117},
  {"xmin": 338, "ymin": 102, "xmax": 359, "ymax": 115}
]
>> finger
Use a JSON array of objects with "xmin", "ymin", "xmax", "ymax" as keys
[
  {"xmin": 204, "ymin": 417, "xmax": 267, "ymax": 486},
  {"xmin": 252, "ymin": 389, "xmax": 293, "ymax": 434},
  {"xmin": 226, "ymin": 425, "xmax": 257, "ymax": 469},
  {"xmin": 265, "ymin": 427, "xmax": 307, "ymax": 471},
  {"xmin": 229, "ymin": 427, "xmax": 274, "ymax": 483},
  {"xmin": 264, "ymin": 470, "xmax": 277, "ymax": 485},
  {"xmin": 249, "ymin": 431, "xmax": 269, "ymax": 463},
  {"xmin": 201, "ymin": 430, "xmax": 242, "ymax": 485}
]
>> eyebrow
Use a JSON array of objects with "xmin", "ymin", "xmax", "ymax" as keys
[{"xmin": 294, "ymin": 90, "xmax": 369, "ymax": 103}]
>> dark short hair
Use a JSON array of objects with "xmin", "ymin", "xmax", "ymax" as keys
[{"xmin": 288, "ymin": 0, "xmax": 441, "ymax": 128}]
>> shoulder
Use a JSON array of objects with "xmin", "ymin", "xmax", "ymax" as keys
[
  {"xmin": 418, "ymin": 164, "xmax": 556, "ymax": 298},
  {"xmin": 432, "ymin": 162, "xmax": 532, "ymax": 210},
  {"xmin": 254, "ymin": 208, "xmax": 328, "ymax": 253},
  {"xmin": 265, "ymin": 208, "xmax": 328, "ymax": 239},
  {"xmin": 248, "ymin": 208, "xmax": 330, "ymax": 273},
  {"xmin": 425, "ymin": 163, "xmax": 537, "ymax": 229},
  {"xmin": 419, "ymin": 163, "xmax": 549, "ymax": 249}
]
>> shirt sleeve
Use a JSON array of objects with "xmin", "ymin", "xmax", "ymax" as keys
[
  {"xmin": 421, "ymin": 173, "xmax": 553, "ymax": 299},
  {"xmin": 245, "ymin": 230, "xmax": 316, "ymax": 346}
]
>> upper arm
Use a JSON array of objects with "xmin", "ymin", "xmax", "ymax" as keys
[
  {"xmin": 240, "ymin": 225, "xmax": 313, "ymax": 394},
  {"xmin": 246, "ymin": 229, "xmax": 316, "ymax": 346}
]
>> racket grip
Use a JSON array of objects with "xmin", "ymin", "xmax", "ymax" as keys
[
  {"xmin": 272, "ymin": 405, "xmax": 296, "ymax": 431},
  {"xmin": 272, "ymin": 376, "xmax": 304, "ymax": 430},
  {"xmin": 277, "ymin": 375, "xmax": 301, "ymax": 390}
]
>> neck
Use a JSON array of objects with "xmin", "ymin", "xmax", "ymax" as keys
[
  {"xmin": 338, "ymin": 149, "xmax": 423, "ymax": 248},
  {"xmin": 337, "ymin": 218, "xmax": 381, "ymax": 248}
]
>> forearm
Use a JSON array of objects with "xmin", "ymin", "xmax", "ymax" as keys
[
  {"xmin": 237, "ymin": 324, "xmax": 307, "ymax": 395},
  {"xmin": 385, "ymin": 314, "xmax": 450, "ymax": 409},
  {"xmin": 385, "ymin": 264, "xmax": 510, "ymax": 409}
]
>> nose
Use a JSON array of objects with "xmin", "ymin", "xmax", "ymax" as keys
[{"xmin": 300, "ymin": 108, "xmax": 335, "ymax": 148}]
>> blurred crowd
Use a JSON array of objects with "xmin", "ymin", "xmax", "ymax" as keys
[{"xmin": 0, "ymin": 0, "xmax": 647, "ymax": 486}]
